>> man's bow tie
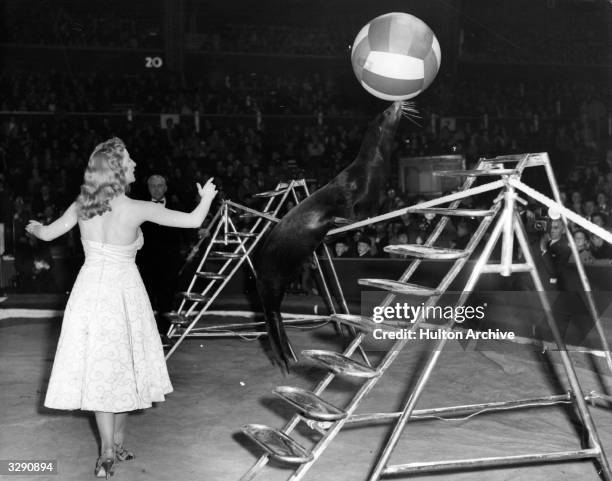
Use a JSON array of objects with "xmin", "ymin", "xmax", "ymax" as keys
[{"xmin": 153, "ymin": 199, "xmax": 165, "ymax": 204}]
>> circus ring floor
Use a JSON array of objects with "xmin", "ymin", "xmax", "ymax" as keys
[{"xmin": 1, "ymin": 295, "xmax": 611, "ymax": 481}]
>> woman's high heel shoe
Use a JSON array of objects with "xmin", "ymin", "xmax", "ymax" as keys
[
  {"xmin": 94, "ymin": 453, "xmax": 115, "ymax": 479},
  {"xmin": 114, "ymin": 443, "xmax": 135, "ymax": 461}
]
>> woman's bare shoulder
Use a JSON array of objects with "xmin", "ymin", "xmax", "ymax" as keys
[
  {"xmin": 110, "ymin": 196, "xmax": 149, "ymax": 220},
  {"xmin": 123, "ymin": 197, "xmax": 150, "ymax": 208}
]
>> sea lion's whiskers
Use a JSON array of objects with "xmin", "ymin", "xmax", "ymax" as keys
[
  {"xmin": 399, "ymin": 100, "xmax": 421, "ymax": 125},
  {"xmin": 400, "ymin": 100, "xmax": 418, "ymax": 113}
]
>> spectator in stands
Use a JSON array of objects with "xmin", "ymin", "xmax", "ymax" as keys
[
  {"xmin": 236, "ymin": 176, "xmax": 256, "ymax": 206},
  {"xmin": 300, "ymin": 255, "xmax": 319, "ymax": 296},
  {"xmin": 397, "ymin": 213, "xmax": 420, "ymax": 244},
  {"xmin": 333, "ymin": 237, "xmax": 353, "ymax": 258},
  {"xmin": 583, "ymin": 199, "xmax": 596, "ymax": 222},
  {"xmin": 589, "ymin": 232, "xmax": 612, "ymax": 260},
  {"xmin": 32, "ymin": 184, "xmax": 57, "ymax": 219},
  {"xmin": 451, "ymin": 219, "xmax": 474, "ymax": 250},
  {"xmin": 591, "ymin": 212, "xmax": 607, "ymax": 228},
  {"xmin": 380, "ymin": 188, "xmax": 400, "ymax": 214},
  {"xmin": 387, "ymin": 222, "xmax": 404, "ymax": 246},
  {"xmin": 0, "ymin": 174, "xmax": 11, "ymax": 253},
  {"xmin": 21, "ymin": 233, "xmax": 56, "ymax": 292},
  {"xmin": 569, "ymin": 191, "xmax": 583, "ymax": 215},
  {"xmin": 356, "ymin": 238, "xmax": 373, "ymax": 258},
  {"xmin": 387, "ymin": 230, "xmax": 410, "ymax": 259},
  {"xmin": 362, "ymin": 228, "xmax": 380, "ymax": 257},
  {"xmin": 351, "ymin": 229, "xmax": 364, "ymax": 249},
  {"xmin": 370, "ymin": 223, "xmax": 390, "ymax": 258},
  {"xmin": 596, "ymin": 192, "xmax": 609, "ymax": 217},
  {"xmin": 9, "ymin": 196, "xmax": 30, "ymax": 257},
  {"xmin": 416, "ymin": 211, "xmax": 437, "ymax": 245},
  {"xmin": 573, "ymin": 230, "xmax": 594, "ymax": 264}
]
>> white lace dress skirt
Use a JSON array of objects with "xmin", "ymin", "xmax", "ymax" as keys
[{"xmin": 44, "ymin": 231, "xmax": 173, "ymax": 412}]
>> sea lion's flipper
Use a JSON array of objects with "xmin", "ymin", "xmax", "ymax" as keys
[
  {"xmin": 258, "ymin": 278, "xmax": 295, "ymax": 372},
  {"xmin": 278, "ymin": 318, "xmax": 298, "ymax": 363},
  {"xmin": 266, "ymin": 310, "xmax": 292, "ymax": 373}
]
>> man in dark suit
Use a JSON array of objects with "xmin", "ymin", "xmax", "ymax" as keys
[
  {"xmin": 538, "ymin": 218, "xmax": 571, "ymax": 290},
  {"xmin": 137, "ymin": 174, "xmax": 183, "ymax": 338}
]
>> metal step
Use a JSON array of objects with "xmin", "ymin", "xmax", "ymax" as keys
[
  {"xmin": 212, "ymin": 239, "xmax": 241, "ymax": 244},
  {"xmin": 253, "ymin": 188, "xmax": 289, "ymax": 198},
  {"xmin": 331, "ymin": 314, "xmax": 405, "ymax": 332},
  {"xmin": 433, "ymin": 168, "xmax": 515, "ymax": 177},
  {"xmin": 482, "ymin": 153, "xmax": 545, "ymax": 167},
  {"xmin": 333, "ymin": 216, "xmax": 353, "ymax": 226},
  {"xmin": 195, "ymin": 271, "xmax": 228, "ymax": 280},
  {"xmin": 383, "ymin": 245, "xmax": 468, "ymax": 260},
  {"xmin": 181, "ymin": 292, "xmax": 210, "ymax": 302},
  {"xmin": 405, "ymin": 207, "xmax": 494, "ymax": 217},
  {"xmin": 273, "ymin": 386, "xmax": 346, "ymax": 422},
  {"xmin": 358, "ymin": 279, "xmax": 439, "ymax": 296},
  {"xmin": 330, "ymin": 314, "xmax": 379, "ymax": 332},
  {"xmin": 208, "ymin": 251, "xmax": 243, "ymax": 259},
  {"xmin": 481, "ymin": 154, "xmax": 526, "ymax": 163},
  {"xmin": 302, "ymin": 350, "xmax": 379, "ymax": 378},
  {"xmin": 241, "ymin": 424, "xmax": 313, "ymax": 464},
  {"xmin": 239, "ymin": 212, "xmax": 270, "ymax": 219},
  {"xmin": 226, "ymin": 231, "xmax": 258, "ymax": 238},
  {"xmin": 163, "ymin": 311, "xmax": 192, "ymax": 326}
]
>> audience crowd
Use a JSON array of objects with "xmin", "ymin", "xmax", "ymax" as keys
[
  {"xmin": 2, "ymin": 70, "xmax": 609, "ymax": 135},
  {"xmin": 1, "ymin": 8, "xmax": 611, "ymax": 292},
  {"xmin": 192, "ymin": 24, "xmax": 342, "ymax": 56},
  {"xmin": 461, "ymin": 0, "xmax": 610, "ymax": 66},
  {"xmin": 0, "ymin": 70, "xmax": 356, "ymax": 117},
  {"xmin": 4, "ymin": 3, "xmax": 161, "ymax": 49},
  {"xmin": 0, "ymin": 70, "xmax": 610, "ymax": 294},
  {"xmin": 3, "ymin": 2, "xmax": 609, "ymax": 65}
]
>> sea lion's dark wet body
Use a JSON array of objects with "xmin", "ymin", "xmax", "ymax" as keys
[{"xmin": 256, "ymin": 101, "xmax": 404, "ymax": 370}]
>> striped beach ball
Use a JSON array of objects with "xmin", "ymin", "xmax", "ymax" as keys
[{"xmin": 351, "ymin": 12, "xmax": 441, "ymax": 101}]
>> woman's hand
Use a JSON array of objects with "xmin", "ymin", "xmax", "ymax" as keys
[
  {"xmin": 197, "ymin": 178, "xmax": 218, "ymax": 204},
  {"xmin": 25, "ymin": 220, "xmax": 43, "ymax": 238}
]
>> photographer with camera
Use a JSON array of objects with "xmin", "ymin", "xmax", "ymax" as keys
[{"xmin": 538, "ymin": 218, "xmax": 571, "ymax": 290}]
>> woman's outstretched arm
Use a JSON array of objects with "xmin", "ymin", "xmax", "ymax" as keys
[
  {"xmin": 26, "ymin": 202, "xmax": 78, "ymax": 241},
  {"xmin": 137, "ymin": 178, "xmax": 218, "ymax": 228}
]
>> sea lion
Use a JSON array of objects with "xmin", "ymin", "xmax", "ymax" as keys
[{"xmin": 256, "ymin": 101, "xmax": 409, "ymax": 371}]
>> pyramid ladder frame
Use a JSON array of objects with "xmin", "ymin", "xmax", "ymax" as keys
[
  {"xmin": 239, "ymin": 156, "xmax": 500, "ymax": 480},
  {"xmin": 239, "ymin": 152, "xmax": 612, "ymax": 481},
  {"xmin": 165, "ymin": 180, "xmax": 369, "ymax": 366}
]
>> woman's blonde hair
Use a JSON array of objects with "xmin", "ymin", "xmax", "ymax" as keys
[{"xmin": 76, "ymin": 137, "xmax": 129, "ymax": 220}]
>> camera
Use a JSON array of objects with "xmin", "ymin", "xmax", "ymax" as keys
[
  {"xmin": 523, "ymin": 206, "xmax": 550, "ymax": 233},
  {"xmin": 533, "ymin": 217, "xmax": 550, "ymax": 232}
]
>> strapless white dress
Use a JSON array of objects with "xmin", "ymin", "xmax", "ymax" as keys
[{"xmin": 44, "ymin": 229, "xmax": 173, "ymax": 412}]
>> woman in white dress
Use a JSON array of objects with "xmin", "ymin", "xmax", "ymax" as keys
[{"xmin": 26, "ymin": 137, "xmax": 217, "ymax": 479}]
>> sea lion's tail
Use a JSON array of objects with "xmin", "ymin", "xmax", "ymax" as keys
[{"xmin": 257, "ymin": 278, "xmax": 298, "ymax": 372}]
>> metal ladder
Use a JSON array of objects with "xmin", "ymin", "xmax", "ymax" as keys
[
  {"xmin": 164, "ymin": 180, "xmax": 362, "ymax": 363},
  {"xmin": 239, "ymin": 153, "xmax": 612, "ymax": 481}
]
